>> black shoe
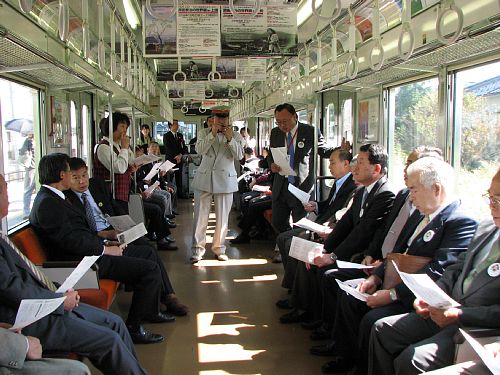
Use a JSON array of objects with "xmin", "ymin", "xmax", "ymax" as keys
[
  {"xmin": 157, "ymin": 239, "xmax": 178, "ymax": 250},
  {"xmin": 276, "ymin": 299, "xmax": 294, "ymax": 310},
  {"xmin": 165, "ymin": 235, "xmax": 176, "ymax": 243},
  {"xmin": 310, "ymin": 341, "xmax": 337, "ymax": 356},
  {"xmin": 301, "ymin": 320, "xmax": 323, "ymax": 330},
  {"xmin": 172, "ymin": 210, "xmax": 179, "ymax": 215},
  {"xmin": 127, "ymin": 325, "xmax": 164, "ymax": 344},
  {"xmin": 280, "ymin": 310, "xmax": 306, "ymax": 324},
  {"xmin": 166, "ymin": 219, "xmax": 177, "ymax": 228},
  {"xmin": 166, "ymin": 214, "xmax": 175, "ymax": 219},
  {"xmin": 146, "ymin": 232, "xmax": 157, "ymax": 241},
  {"xmin": 321, "ymin": 357, "xmax": 354, "ymax": 373},
  {"xmin": 144, "ymin": 312, "xmax": 176, "ymax": 323},
  {"xmin": 230, "ymin": 233, "xmax": 250, "ymax": 244},
  {"xmin": 310, "ymin": 326, "xmax": 331, "ymax": 341}
]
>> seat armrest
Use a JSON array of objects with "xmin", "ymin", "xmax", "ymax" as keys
[
  {"xmin": 454, "ymin": 327, "xmax": 500, "ymax": 344},
  {"xmin": 42, "ymin": 261, "xmax": 80, "ymax": 268}
]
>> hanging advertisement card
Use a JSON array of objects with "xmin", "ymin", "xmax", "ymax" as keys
[
  {"xmin": 236, "ymin": 59, "xmax": 267, "ymax": 81},
  {"xmin": 266, "ymin": 5, "xmax": 298, "ymax": 56},
  {"xmin": 143, "ymin": 4, "xmax": 177, "ymax": 57},
  {"xmin": 177, "ymin": 5, "xmax": 220, "ymax": 56},
  {"xmin": 221, "ymin": 5, "xmax": 267, "ymax": 56},
  {"xmin": 157, "ymin": 57, "xmax": 236, "ymax": 81},
  {"xmin": 357, "ymin": 97, "xmax": 379, "ymax": 142}
]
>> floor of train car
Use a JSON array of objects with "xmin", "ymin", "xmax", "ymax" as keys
[{"xmin": 86, "ymin": 197, "xmax": 337, "ymax": 375}]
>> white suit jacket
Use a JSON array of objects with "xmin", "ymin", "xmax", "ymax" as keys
[{"xmin": 192, "ymin": 128, "xmax": 244, "ymax": 193}]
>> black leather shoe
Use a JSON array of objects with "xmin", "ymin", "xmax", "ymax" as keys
[
  {"xmin": 165, "ymin": 235, "xmax": 176, "ymax": 243},
  {"xmin": 167, "ymin": 214, "xmax": 175, "ymax": 219},
  {"xmin": 310, "ymin": 341, "xmax": 337, "ymax": 356},
  {"xmin": 279, "ymin": 310, "xmax": 306, "ymax": 324},
  {"xmin": 127, "ymin": 325, "xmax": 164, "ymax": 344},
  {"xmin": 166, "ymin": 219, "xmax": 177, "ymax": 228},
  {"xmin": 275, "ymin": 299, "xmax": 294, "ymax": 310},
  {"xmin": 310, "ymin": 325, "xmax": 331, "ymax": 341},
  {"xmin": 301, "ymin": 320, "xmax": 322, "ymax": 330},
  {"xmin": 230, "ymin": 233, "xmax": 250, "ymax": 244},
  {"xmin": 172, "ymin": 210, "xmax": 179, "ymax": 215},
  {"xmin": 144, "ymin": 312, "xmax": 176, "ymax": 323},
  {"xmin": 157, "ymin": 239, "xmax": 178, "ymax": 250},
  {"xmin": 321, "ymin": 357, "xmax": 354, "ymax": 373}
]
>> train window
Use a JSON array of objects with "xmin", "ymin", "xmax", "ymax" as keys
[
  {"xmin": 178, "ymin": 122, "xmax": 196, "ymax": 143},
  {"xmin": 81, "ymin": 105, "xmax": 90, "ymax": 163},
  {"xmin": 0, "ymin": 78, "xmax": 40, "ymax": 229},
  {"xmin": 70, "ymin": 101, "xmax": 78, "ymax": 157},
  {"xmin": 452, "ymin": 60, "xmax": 500, "ymax": 220},
  {"xmin": 387, "ymin": 77, "xmax": 441, "ymax": 190}
]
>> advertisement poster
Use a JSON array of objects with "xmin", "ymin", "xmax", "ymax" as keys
[
  {"xmin": 143, "ymin": 4, "xmax": 177, "ymax": 57},
  {"xmin": 236, "ymin": 59, "xmax": 267, "ymax": 81},
  {"xmin": 266, "ymin": 5, "xmax": 298, "ymax": 56},
  {"xmin": 157, "ymin": 57, "xmax": 236, "ymax": 81},
  {"xmin": 177, "ymin": 5, "xmax": 220, "ymax": 56},
  {"xmin": 357, "ymin": 97, "xmax": 379, "ymax": 142}
]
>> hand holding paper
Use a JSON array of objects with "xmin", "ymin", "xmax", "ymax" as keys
[
  {"xmin": 271, "ymin": 147, "xmax": 296, "ymax": 177},
  {"xmin": 289, "ymin": 236, "xmax": 324, "ymax": 264},
  {"xmin": 288, "ymin": 184, "xmax": 310, "ymax": 204},
  {"xmin": 459, "ymin": 329, "xmax": 500, "ymax": 375},
  {"xmin": 117, "ymin": 223, "xmax": 148, "ymax": 246},
  {"xmin": 55, "ymin": 256, "xmax": 100, "ymax": 293},
  {"xmin": 336, "ymin": 279, "xmax": 370, "ymax": 302},
  {"xmin": 293, "ymin": 217, "xmax": 330, "ymax": 234},
  {"xmin": 10, "ymin": 297, "xmax": 67, "ymax": 331}
]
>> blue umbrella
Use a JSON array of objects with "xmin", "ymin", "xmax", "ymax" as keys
[{"xmin": 4, "ymin": 118, "xmax": 33, "ymax": 135}]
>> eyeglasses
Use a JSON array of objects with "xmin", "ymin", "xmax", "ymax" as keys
[{"xmin": 482, "ymin": 193, "xmax": 500, "ymax": 207}]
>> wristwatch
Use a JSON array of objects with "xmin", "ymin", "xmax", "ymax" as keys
[
  {"xmin": 329, "ymin": 252, "xmax": 337, "ymax": 262},
  {"xmin": 103, "ymin": 239, "xmax": 111, "ymax": 246},
  {"xmin": 389, "ymin": 288, "xmax": 398, "ymax": 302}
]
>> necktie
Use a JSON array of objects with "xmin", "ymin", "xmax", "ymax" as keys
[
  {"xmin": 407, "ymin": 215, "xmax": 430, "ymax": 247},
  {"xmin": 381, "ymin": 198, "xmax": 412, "ymax": 258},
  {"xmin": 82, "ymin": 193, "xmax": 98, "ymax": 232},
  {"xmin": 463, "ymin": 236, "xmax": 499, "ymax": 292},
  {"xmin": 328, "ymin": 184, "xmax": 337, "ymax": 205},
  {"xmin": 0, "ymin": 233, "xmax": 57, "ymax": 292},
  {"xmin": 287, "ymin": 132, "xmax": 295, "ymax": 184},
  {"xmin": 359, "ymin": 188, "xmax": 369, "ymax": 217}
]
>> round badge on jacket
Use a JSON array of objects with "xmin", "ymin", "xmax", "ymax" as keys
[
  {"xmin": 488, "ymin": 263, "xmax": 500, "ymax": 277},
  {"xmin": 297, "ymin": 141, "xmax": 305, "ymax": 148},
  {"xmin": 423, "ymin": 230, "xmax": 434, "ymax": 242}
]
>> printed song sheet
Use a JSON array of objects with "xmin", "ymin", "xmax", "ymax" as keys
[
  {"xmin": 336, "ymin": 279, "xmax": 370, "ymax": 302},
  {"xmin": 56, "ymin": 256, "xmax": 100, "ymax": 293},
  {"xmin": 289, "ymin": 236, "xmax": 324, "ymax": 264},
  {"xmin": 294, "ymin": 217, "xmax": 329, "ymax": 234},
  {"xmin": 143, "ymin": 164, "xmax": 161, "ymax": 181},
  {"xmin": 393, "ymin": 261, "xmax": 460, "ymax": 308},
  {"xmin": 105, "ymin": 215, "xmax": 136, "ymax": 232},
  {"xmin": 144, "ymin": 181, "xmax": 160, "ymax": 197},
  {"xmin": 459, "ymin": 329, "xmax": 500, "ymax": 375},
  {"xmin": 336, "ymin": 260, "xmax": 375, "ymax": 269},
  {"xmin": 158, "ymin": 160, "xmax": 176, "ymax": 173},
  {"xmin": 133, "ymin": 154, "xmax": 160, "ymax": 167},
  {"xmin": 237, "ymin": 171, "xmax": 252, "ymax": 182},
  {"xmin": 117, "ymin": 223, "xmax": 148, "ymax": 246},
  {"xmin": 10, "ymin": 297, "xmax": 67, "ymax": 331},
  {"xmin": 288, "ymin": 184, "xmax": 310, "ymax": 204},
  {"xmin": 271, "ymin": 147, "xmax": 296, "ymax": 177},
  {"xmin": 251, "ymin": 185, "xmax": 270, "ymax": 192}
]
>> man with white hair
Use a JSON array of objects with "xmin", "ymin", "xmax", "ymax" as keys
[{"xmin": 319, "ymin": 157, "xmax": 478, "ymax": 375}]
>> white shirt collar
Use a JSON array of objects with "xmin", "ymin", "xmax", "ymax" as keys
[
  {"xmin": 103, "ymin": 136, "xmax": 121, "ymax": 150},
  {"xmin": 364, "ymin": 179, "xmax": 378, "ymax": 195},
  {"xmin": 428, "ymin": 199, "xmax": 456, "ymax": 222},
  {"xmin": 288, "ymin": 122, "xmax": 298, "ymax": 137},
  {"xmin": 43, "ymin": 184, "xmax": 66, "ymax": 200}
]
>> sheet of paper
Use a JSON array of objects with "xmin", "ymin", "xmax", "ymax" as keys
[
  {"xmin": 459, "ymin": 329, "xmax": 500, "ymax": 375},
  {"xmin": 10, "ymin": 297, "xmax": 67, "ymax": 331},
  {"xmin": 288, "ymin": 236, "xmax": 324, "ymax": 265},
  {"xmin": 252, "ymin": 185, "xmax": 270, "ymax": 192},
  {"xmin": 344, "ymin": 278, "xmax": 366, "ymax": 288},
  {"xmin": 392, "ymin": 261, "xmax": 460, "ymax": 309},
  {"xmin": 143, "ymin": 164, "xmax": 161, "ymax": 181},
  {"xmin": 336, "ymin": 279, "xmax": 370, "ymax": 302},
  {"xmin": 288, "ymin": 184, "xmax": 311, "ymax": 204},
  {"xmin": 271, "ymin": 147, "xmax": 296, "ymax": 177},
  {"xmin": 133, "ymin": 154, "xmax": 160, "ymax": 166},
  {"xmin": 336, "ymin": 260, "xmax": 375, "ymax": 269},
  {"xmin": 105, "ymin": 215, "xmax": 136, "ymax": 232},
  {"xmin": 237, "ymin": 171, "xmax": 252, "ymax": 182},
  {"xmin": 158, "ymin": 160, "xmax": 176, "ymax": 173},
  {"xmin": 56, "ymin": 255, "xmax": 100, "ymax": 293},
  {"xmin": 117, "ymin": 223, "xmax": 148, "ymax": 246},
  {"xmin": 171, "ymin": 168, "xmax": 179, "ymax": 172},
  {"xmin": 294, "ymin": 217, "xmax": 329, "ymax": 234},
  {"xmin": 144, "ymin": 181, "xmax": 160, "ymax": 196}
]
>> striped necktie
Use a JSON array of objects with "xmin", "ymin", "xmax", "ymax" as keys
[
  {"xmin": 381, "ymin": 198, "xmax": 412, "ymax": 258},
  {"xmin": 407, "ymin": 215, "xmax": 430, "ymax": 247},
  {"xmin": 0, "ymin": 233, "xmax": 57, "ymax": 292},
  {"xmin": 82, "ymin": 193, "xmax": 98, "ymax": 232},
  {"xmin": 287, "ymin": 131, "xmax": 295, "ymax": 184}
]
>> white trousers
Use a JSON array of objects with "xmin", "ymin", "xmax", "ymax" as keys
[{"xmin": 192, "ymin": 190, "xmax": 233, "ymax": 256}]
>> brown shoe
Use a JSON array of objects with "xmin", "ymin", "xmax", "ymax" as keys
[{"xmin": 164, "ymin": 295, "xmax": 188, "ymax": 316}]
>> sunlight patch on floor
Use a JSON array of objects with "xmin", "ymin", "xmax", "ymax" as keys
[
  {"xmin": 198, "ymin": 343, "xmax": 265, "ymax": 363},
  {"xmin": 201, "ymin": 280, "xmax": 221, "ymax": 284},
  {"xmin": 233, "ymin": 274, "xmax": 278, "ymax": 283},
  {"xmin": 197, "ymin": 311, "xmax": 255, "ymax": 338},
  {"xmin": 200, "ymin": 371, "xmax": 261, "ymax": 375},
  {"xmin": 193, "ymin": 259, "xmax": 268, "ymax": 267}
]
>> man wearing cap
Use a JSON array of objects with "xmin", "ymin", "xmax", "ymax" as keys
[{"xmin": 190, "ymin": 106, "xmax": 244, "ymax": 262}]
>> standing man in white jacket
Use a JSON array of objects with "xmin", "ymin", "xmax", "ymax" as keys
[{"xmin": 190, "ymin": 106, "xmax": 243, "ymax": 262}]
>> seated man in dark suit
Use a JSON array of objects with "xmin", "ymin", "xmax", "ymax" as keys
[
  {"xmin": 369, "ymin": 169, "xmax": 500, "ymax": 375},
  {"xmin": 280, "ymin": 144, "xmax": 396, "ymax": 324},
  {"xmin": 30, "ymin": 153, "xmax": 178, "ymax": 344},
  {"xmin": 0, "ymin": 174, "xmax": 149, "ymax": 374},
  {"xmin": 319, "ymin": 157, "xmax": 478, "ymax": 374}
]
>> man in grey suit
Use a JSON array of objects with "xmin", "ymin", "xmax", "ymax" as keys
[
  {"xmin": 268, "ymin": 103, "xmax": 332, "ymax": 233},
  {"xmin": 368, "ymin": 169, "xmax": 500, "ymax": 375},
  {"xmin": 190, "ymin": 106, "xmax": 244, "ymax": 262},
  {"xmin": 0, "ymin": 326, "xmax": 90, "ymax": 375}
]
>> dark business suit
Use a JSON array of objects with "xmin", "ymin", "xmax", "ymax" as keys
[
  {"xmin": 29, "ymin": 187, "xmax": 167, "ymax": 326},
  {"xmin": 290, "ymin": 176, "xmax": 395, "ymax": 316},
  {"xmin": 277, "ymin": 174, "xmax": 357, "ymax": 289},
  {"xmin": 268, "ymin": 122, "xmax": 332, "ymax": 232},
  {"xmin": 369, "ymin": 219, "xmax": 499, "ymax": 375},
  {"xmin": 331, "ymin": 200, "xmax": 478, "ymax": 374},
  {"xmin": 0, "ymin": 237, "xmax": 148, "ymax": 375},
  {"xmin": 163, "ymin": 131, "xmax": 188, "ymax": 195}
]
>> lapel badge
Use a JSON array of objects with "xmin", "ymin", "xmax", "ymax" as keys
[
  {"xmin": 488, "ymin": 263, "xmax": 500, "ymax": 277},
  {"xmin": 297, "ymin": 141, "xmax": 305, "ymax": 149},
  {"xmin": 98, "ymin": 202, "xmax": 103, "ymax": 207},
  {"xmin": 423, "ymin": 230, "xmax": 435, "ymax": 242}
]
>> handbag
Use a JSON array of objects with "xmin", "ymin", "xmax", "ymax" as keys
[{"xmin": 383, "ymin": 252, "xmax": 432, "ymax": 289}]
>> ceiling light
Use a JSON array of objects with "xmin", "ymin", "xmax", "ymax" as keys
[
  {"xmin": 123, "ymin": 0, "xmax": 140, "ymax": 29},
  {"xmin": 297, "ymin": 0, "xmax": 324, "ymax": 26}
]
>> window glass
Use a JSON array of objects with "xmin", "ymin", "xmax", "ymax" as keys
[
  {"xmin": 0, "ymin": 78, "xmax": 40, "ymax": 229},
  {"xmin": 453, "ymin": 61, "xmax": 500, "ymax": 220},
  {"xmin": 81, "ymin": 105, "xmax": 89, "ymax": 163},
  {"xmin": 388, "ymin": 78, "xmax": 441, "ymax": 190},
  {"xmin": 70, "ymin": 101, "xmax": 77, "ymax": 157}
]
